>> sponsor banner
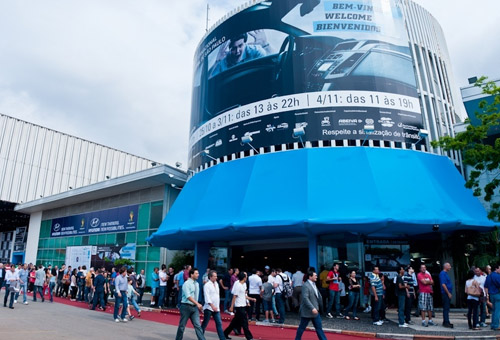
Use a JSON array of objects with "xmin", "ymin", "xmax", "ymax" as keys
[
  {"xmin": 189, "ymin": 0, "xmax": 423, "ymax": 168},
  {"xmin": 50, "ymin": 205, "xmax": 138, "ymax": 238},
  {"xmin": 65, "ymin": 246, "xmax": 92, "ymax": 270},
  {"xmin": 91, "ymin": 244, "xmax": 136, "ymax": 271}
]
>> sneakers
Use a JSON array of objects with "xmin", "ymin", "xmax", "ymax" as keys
[
  {"xmin": 373, "ymin": 321, "xmax": 383, "ymax": 326},
  {"xmin": 422, "ymin": 321, "xmax": 428, "ymax": 327},
  {"xmin": 326, "ymin": 313, "xmax": 334, "ymax": 319},
  {"xmin": 428, "ymin": 320, "xmax": 436, "ymax": 326},
  {"xmin": 23, "ymin": 301, "xmax": 28, "ymax": 305},
  {"xmin": 229, "ymin": 312, "xmax": 234, "ymax": 316},
  {"xmin": 121, "ymin": 318, "xmax": 128, "ymax": 322},
  {"xmin": 115, "ymin": 318, "xmax": 121, "ymax": 323},
  {"xmin": 336, "ymin": 313, "xmax": 345, "ymax": 319},
  {"xmin": 363, "ymin": 306, "xmax": 371, "ymax": 313},
  {"xmin": 14, "ymin": 300, "xmax": 17, "ymax": 304},
  {"xmin": 480, "ymin": 322, "xmax": 488, "ymax": 327},
  {"xmin": 399, "ymin": 323, "xmax": 409, "ymax": 328}
]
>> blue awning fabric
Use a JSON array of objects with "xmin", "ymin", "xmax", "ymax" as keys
[{"xmin": 148, "ymin": 147, "xmax": 495, "ymax": 249}]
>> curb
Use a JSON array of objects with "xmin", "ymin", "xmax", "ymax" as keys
[{"xmin": 109, "ymin": 303, "xmax": 500, "ymax": 340}]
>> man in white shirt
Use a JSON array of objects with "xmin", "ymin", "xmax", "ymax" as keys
[
  {"xmin": 158, "ymin": 265, "xmax": 168, "ymax": 309},
  {"xmin": 3, "ymin": 265, "xmax": 19, "ymax": 309},
  {"xmin": 247, "ymin": 269, "xmax": 263, "ymax": 321},
  {"xmin": 201, "ymin": 270, "xmax": 226, "ymax": 340},
  {"xmin": 275, "ymin": 268, "xmax": 290, "ymax": 325},
  {"xmin": 224, "ymin": 272, "xmax": 256, "ymax": 340},
  {"xmin": 292, "ymin": 268, "xmax": 304, "ymax": 311}
]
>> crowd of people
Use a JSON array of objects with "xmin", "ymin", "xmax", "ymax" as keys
[{"xmin": 3, "ymin": 260, "xmax": 500, "ymax": 339}]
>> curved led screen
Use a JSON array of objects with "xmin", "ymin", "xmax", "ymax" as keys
[{"xmin": 189, "ymin": 0, "xmax": 423, "ymax": 168}]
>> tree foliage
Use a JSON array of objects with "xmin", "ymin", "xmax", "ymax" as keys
[{"xmin": 431, "ymin": 76, "xmax": 500, "ymax": 220}]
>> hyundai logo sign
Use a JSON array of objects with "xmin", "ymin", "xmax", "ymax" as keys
[
  {"xmin": 53, "ymin": 223, "xmax": 61, "ymax": 232},
  {"xmin": 90, "ymin": 218, "xmax": 100, "ymax": 228}
]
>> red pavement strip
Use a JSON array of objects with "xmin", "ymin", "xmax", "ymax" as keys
[{"xmin": 26, "ymin": 291, "xmax": 368, "ymax": 340}]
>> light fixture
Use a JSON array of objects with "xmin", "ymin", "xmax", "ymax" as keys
[
  {"xmin": 69, "ymin": 186, "xmax": 73, "ymax": 189},
  {"xmin": 170, "ymin": 184, "xmax": 183, "ymax": 190},
  {"xmin": 168, "ymin": 174, "xmax": 174, "ymax": 178},
  {"xmin": 432, "ymin": 224, "xmax": 440, "ymax": 232},
  {"xmin": 241, "ymin": 135, "xmax": 259, "ymax": 154},
  {"xmin": 292, "ymin": 126, "xmax": 306, "ymax": 148},
  {"xmin": 362, "ymin": 124, "xmax": 375, "ymax": 146},
  {"xmin": 175, "ymin": 161, "xmax": 182, "ymax": 168},
  {"xmin": 105, "ymin": 176, "xmax": 110, "ymax": 179},
  {"xmin": 201, "ymin": 149, "xmax": 217, "ymax": 161},
  {"xmin": 151, "ymin": 162, "xmax": 157, "ymax": 166},
  {"xmin": 415, "ymin": 129, "xmax": 429, "ymax": 147}
]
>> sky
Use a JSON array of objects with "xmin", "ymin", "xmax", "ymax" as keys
[{"xmin": 0, "ymin": 0, "xmax": 498, "ymax": 167}]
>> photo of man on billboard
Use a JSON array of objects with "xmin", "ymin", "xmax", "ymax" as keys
[{"xmin": 210, "ymin": 30, "xmax": 274, "ymax": 77}]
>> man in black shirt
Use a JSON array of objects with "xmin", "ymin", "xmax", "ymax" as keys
[
  {"xmin": 396, "ymin": 266, "xmax": 409, "ymax": 328},
  {"xmin": 219, "ymin": 268, "xmax": 233, "ymax": 314},
  {"xmin": 403, "ymin": 266, "xmax": 417, "ymax": 324}
]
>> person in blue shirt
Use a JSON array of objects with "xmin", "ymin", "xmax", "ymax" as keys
[
  {"xmin": 150, "ymin": 267, "xmax": 160, "ymax": 307},
  {"xmin": 439, "ymin": 263, "xmax": 453, "ymax": 328},
  {"xmin": 485, "ymin": 263, "xmax": 500, "ymax": 330}
]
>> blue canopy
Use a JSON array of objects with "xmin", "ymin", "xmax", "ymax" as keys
[{"xmin": 148, "ymin": 148, "xmax": 495, "ymax": 249}]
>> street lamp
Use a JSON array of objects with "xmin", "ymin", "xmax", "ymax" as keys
[
  {"xmin": 362, "ymin": 124, "xmax": 375, "ymax": 146},
  {"xmin": 292, "ymin": 126, "xmax": 306, "ymax": 148},
  {"xmin": 241, "ymin": 135, "xmax": 259, "ymax": 154}
]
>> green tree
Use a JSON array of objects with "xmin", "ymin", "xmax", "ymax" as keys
[{"xmin": 432, "ymin": 76, "xmax": 500, "ymax": 221}]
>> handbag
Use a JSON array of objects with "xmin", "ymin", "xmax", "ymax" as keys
[
  {"xmin": 9, "ymin": 281, "xmax": 20, "ymax": 293},
  {"xmin": 465, "ymin": 280, "xmax": 481, "ymax": 297}
]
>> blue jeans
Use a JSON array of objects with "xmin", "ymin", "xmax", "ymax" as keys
[
  {"xmin": 480, "ymin": 300, "xmax": 487, "ymax": 324},
  {"xmin": 398, "ymin": 294, "xmax": 406, "ymax": 325},
  {"xmin": 114, "ymin": 291, "xmax": 128, "ymax": 320},
  {"xmin": 177, "ymin": 285, "xmax": 183, "ymax": 308},
  {"xmin": 77, "ymin": 284, "xmax": 84, "ymax": 301},
  {"xmin": 344, "ymin": 291, "xmax": 359, "ymax": 317},
  {"xmin": 33, "ymin": 285, "xmax": 44, "ymax": 301},
  {"xmin": 3, "ymin": 284, "xmax": 16, "ymax": 307},
  {"xmin": 92, "ymin": 291, "xmax": 105, "ymax": 310},
  {"xmin": 223, "ymin": 288, "xmax": 232, "ymax": 311},
  {"xmin": 84, "ymin": 286, "xmax": 92, "ymax": 303},
  {"xmin": 295, "ymin": 314, "xmax": 327, "ymax": 340},
  {"xmin": 176, "ymin": 304, "xmax": 206, "ymax": 340},
  {"xmin": 276, "ymin": 293, "xmax": 286, "ymax": 324},
  {"xmin": 49, "ymin": 282, "xmax": 55, "ymax": 302},
  {"xmin": 442, "ymin": 293, "xmax": 451, "ymax": 325},
  {"xmin": 129, "ymin": 296, "xmax": 141, "ymax": 312},
  {"xmin": 371, "ymin": 295, "xmax": 383, "ymax": 322},
  {"xmin": 15, "ymin": 282, "xmax": 28, "ymax": 303},
  {"xmin": 158, "ymin": 286, "xmax": 166, "ymax": 307},
  {"xmin": 201, "ymin": 309, "xmax": 226, "ymax": 340},
  {"xmin": 467, "ymin": 299, "xmax": 479, "ymax": 329},
  {"xmin": 490, "ymin": 293, "xmax": 500, "ymax": 329},
  {"xmin": 326, "ymin": 290, "xmax": 340, "ymax": 315}
]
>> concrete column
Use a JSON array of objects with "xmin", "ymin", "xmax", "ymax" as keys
[
  {"xmin": 25, "ymin": 211, "xmax": 42, "ymax": 265},
  {"xmin": 194, "ymin": 241, "xmax": 211, "ymax": 286},
  {"xmin": 308, "ymin": 236, "xmax": 318, "ymax": 271}
]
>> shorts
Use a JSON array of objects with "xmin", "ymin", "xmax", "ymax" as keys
[
  {"xmin": 151, "ymin": 287, "xmax": 158, "ymax": 297},
  {"xmin": 262, "ymin": 299, "xmax": 272, "ymax": 312},
  {"xmin": 418, "ymin": 293, "xmax": 433, "ymax": 311}
]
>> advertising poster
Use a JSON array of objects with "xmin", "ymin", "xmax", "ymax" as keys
[
  {"xmin": 189, "ymin": 0, "xmax": 423, "ymax": 168},
  {"xmin": 91, "ymin": 243, "xmax": 136, "ymax": 271},
  {"xmin": 65, "ymin": 246, "xmax": 92, "ymax": 270},
  {"xmin": 50, "ymin": 205, "xmax": 138, "ymax": 238},
  {"xmin": 364, "ymin": 239, "xmax": 410, "ymax": 278}
]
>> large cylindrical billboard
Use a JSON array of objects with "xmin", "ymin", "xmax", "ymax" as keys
[{"xmin": 189, "ymin": 0, "xmax": 423, "ymax": 169}]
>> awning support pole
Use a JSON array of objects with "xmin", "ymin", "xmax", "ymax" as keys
[
  {"xmin": 308, "ymin": 236, "xmax": 318, "ymax": 271},
  {"xmin": 194, "ymin": 241, "xmax": 211, "ymax": 287}
]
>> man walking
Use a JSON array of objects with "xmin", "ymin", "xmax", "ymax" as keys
[
  {"xmin": 292, "ymin": 267, "xmax": 304, "ymax": 311},
  {"xmin": 175, "ymin": 268, "xmax": 206, "ymax": 340},
  {"xmin": 201, "ymin": 270, "xmax": 226, "ymax": 340},
  {"xmin": 224, "ymin": 272, "xmax": 256, "ymax": 340},
  {"xmin": 417, "ymin": 264, "xmax": 435, "ymax": 327},
  {"xmin": 114, "ymin": 267, "xmax": 129, "ymax": 322},
  {"xmin": 295, "ymin": 270, "xmax": 327, "ymax": 340},
  {"xmin": 439, "ymin": 263, "xmax": 454, "ymax": 328},
  {"xmin": 16, "ymin": 263, "xmax": 29, "ymax": 305},
  {"xmin": 3, "ymin": 265, "xmax": 19, "ymax": 309},
  {"xmin": 92, "ymin": 269, "xmax": 106, "ymax": 311},
  {"xmin": 33, "ymin": 265, "xmax": 45, "ymax": 302}
]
